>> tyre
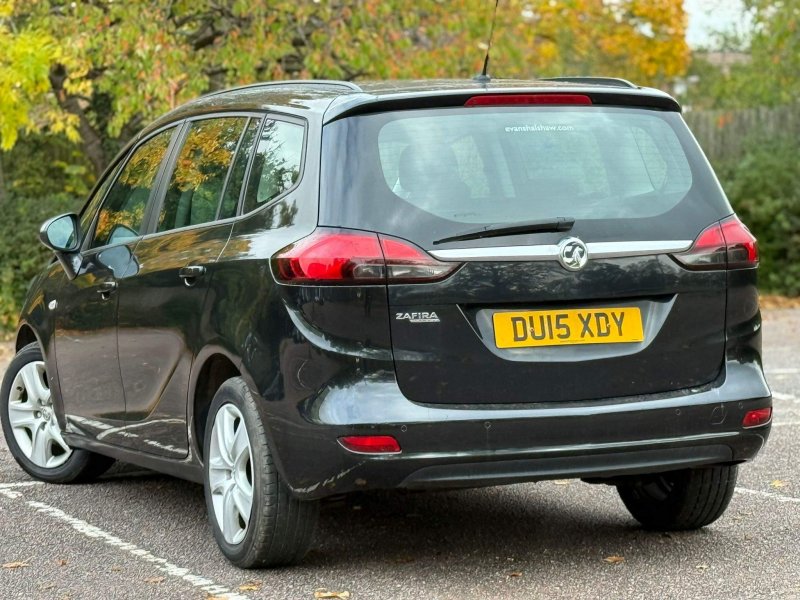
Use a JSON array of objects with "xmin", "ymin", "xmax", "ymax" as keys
[
  {"xmin": 617, "ymin": 465, "xmax": 738, "ymax": 531},
  {"xmin": 203, "ymin": 377, "xmax": 319, "ymax": 568},
  {"xmin": 1, "ymin": 343, "xmax": 115, "ymax": 483}
]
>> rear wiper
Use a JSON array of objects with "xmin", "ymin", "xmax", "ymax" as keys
[{"xmin": 433, "ymin": 217, "xmax": 575, "ymax": 245}]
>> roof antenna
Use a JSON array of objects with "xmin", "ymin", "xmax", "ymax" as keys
[{"xmin": 473, "ymin": 0, "xmax": 500, "ymax": 84}]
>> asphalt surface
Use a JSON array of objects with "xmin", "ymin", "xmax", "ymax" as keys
[{"xmin": 1, "ymin": 310, "xmax": 798, "ymax": 599}]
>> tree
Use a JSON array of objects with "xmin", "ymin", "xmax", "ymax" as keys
[
  {"xmin": 746, "ymin": 0, "xmax": 800, "ymax": 105},
  {"xmin": 684, "ymin": 0, "xmax": 800, "ymax": 110},
  {"xmin": 0, "ymin": 0, "xmax": 689, "ymax": 178}
]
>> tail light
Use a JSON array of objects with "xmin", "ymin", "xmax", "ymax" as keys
[
  {"xmin": 272, "ymin": 228, "xmax": 460, "ymax": 284},
  {"xmin": 673, "ymin": 215, "xmax": 758, "ymax": 271}
]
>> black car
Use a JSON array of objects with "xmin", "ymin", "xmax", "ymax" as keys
[{"xmin": 1, "ymin": 78, "xmax": 771, "ymax": 568}]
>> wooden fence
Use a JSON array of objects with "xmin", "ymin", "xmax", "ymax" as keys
[{"xmin": 684, "ymin": 104, "xmax": 800, "ymax": 163}]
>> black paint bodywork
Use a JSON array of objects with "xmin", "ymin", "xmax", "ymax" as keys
[{"xmin": 15, "ymin": 79, "xmax": 771, "ymax": 499}]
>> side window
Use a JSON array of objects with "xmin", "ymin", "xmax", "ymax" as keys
[
  {"xmin": 241, "ymin": 119, "xmax": 304, "ymax": 215},
  {"xmin": 157, "ymin": 117, "xmax": 247, "ymax": 232},
  {"xmin": 219, "ymin": 117, "xmax": 262, "ymax": 220},
  {"xmin": 91, "ymin": 128, "xmax": 174, "ymax": 249},
  {"xmin": 79, "ymin": 162, "xmax": 121, "ymax": 240}
]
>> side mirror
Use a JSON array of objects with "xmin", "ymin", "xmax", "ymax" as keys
[
  {"xmin": 39, "ymin": 213, "xmax": 81, "ymax": 280},
  {"xmin": 39, "ymin": 213, "xmax": 80, "ymax": 253}
]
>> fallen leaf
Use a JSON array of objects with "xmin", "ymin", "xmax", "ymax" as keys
[
  {"xmin": 509, "ymin": 571, "xmax": 523, "ymax": 577},
  {"xmin": 770, "ymin": 479, "xmax": 787, "ymax": 489},
  {"xmin": 696, "ymin": 563, "xmax": 710, "ymax": 572},
  {"xmin": 314, "ymin": 590, "xmax": 351, "ymax": 599},
  {"xmin": 145, "ymin": 576, "xmax": 165, "ymax": 584},
  {"xmin": 603, "ymin": 555, "xmax": 625, "ymax": 565},
  {"xmin": 56, "ymin": 559, "xmax": 67, "ymax": 567},
  {"xmin": 760, "ymin": 295, "xmax": 800, "ymax": 309},
  {"xmin": 553, "ymin": 479, "xmax": 571, "ymax": 486},
  {"xmin": 239, "ymin": 581, "xmax": 262, "ymax": 592},
  {"xmin": 110, "ymin": 565, "xmax": 122, "ymax": 572},
  {"xmin": 2, "ymin": 561, "xmax": 29, "ymax": 569}
]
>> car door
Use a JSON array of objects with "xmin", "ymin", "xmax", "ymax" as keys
[
  {"xmin": 56, "ymin": 126, "xmax": 178, "ymax": 441},
  {"xmin": 112, "ymin": 115, "xmax": 260, "ymax": 457}
]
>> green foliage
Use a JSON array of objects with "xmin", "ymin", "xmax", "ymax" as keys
[
  {"xmin": 0, "ymin": 0, "xmax": 690, "ymax": 176},
  {"xmin": 0, "ymin": 194, "xmax": 81, "ymax": 332},
  {"xmin": 686, "ymin": 0, "xmax": 800, "ymax": 110},
  {"xmin": 716, "ymin": 136, "xmax": 800, "ymax": 295},
  {"xmin": 744, "ymin": 0, "xmax": 800, "ymax": 106},
  {"xmin": 1, "ymin": 134, "xmax": 92, "ymax": 198},
  {"xmin": 0, "ymin": 22, "xmax": 63, "ymax": 150}
]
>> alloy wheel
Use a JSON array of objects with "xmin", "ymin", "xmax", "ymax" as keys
[
  {"xmin": 7, "ymin": 361, "xmax": 72, "ymax": 469},
  {"xmin": 208, "ymin": 403, "xmax": 254, "ymax": 545}
]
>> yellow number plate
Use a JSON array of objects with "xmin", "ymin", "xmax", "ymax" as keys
[{"xmin": 493, "ymin": 307, "xmax": 644, "ymax": 349}]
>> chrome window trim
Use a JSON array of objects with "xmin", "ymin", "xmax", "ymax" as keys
[{"xmin": 429, "ymin": 240, "xmax": 693, "ymax": 262}]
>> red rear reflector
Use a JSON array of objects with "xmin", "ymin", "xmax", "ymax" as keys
[
  {"xmin": 272, "ymin": 228, "xmax": 459, "ymax": 284},
  {"xmin": 339, "ymin": 435, "xmax": 401, "ymax": 454},
  {"xmin": 673, "ymin": 215, "xmax": 758, "ymax": 271},
  {"xmin": 465, "ymin": 94, "xmax": 592, "ymax": 107},
  {"xmin": 742, "ymin": 407, "xmax": 772, "ymax": 428}
]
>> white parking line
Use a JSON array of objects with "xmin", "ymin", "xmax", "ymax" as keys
[
  {"xmin": 764, "ymin": 368, "xmax": 800, "ymax": 375},
  {"xmin": 32, "ymin": 499, "xmax": 253, "ymax": 598},
  {"xmin": 773, "ymin": 391, "xmax": 799, "ymax": 402},
  {"xmin": 0, "ymin": 481, "xmax": 45, "ymax": 489},
  {"xmin": 27, "ymin": 500, "xmax": 252, "ymax": 599},
  {"xmin": 771, "ymin": 421, "xmax": 800, "ymax": 427},
  {"xmin": 0, "ymin": 481, "xmax": 44, "ymax": 498},
  {"xmin": 0, "ymin": 485, "xmax": 250, "ymax": 600},
  {"xmin": 735, "ymin": 487, "xmax": 800, "ymax": 504}
]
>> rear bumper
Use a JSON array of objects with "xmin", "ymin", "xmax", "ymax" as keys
[{"xmin": 261, "ymin": 360, "xmax": 771, "ymax": 499}]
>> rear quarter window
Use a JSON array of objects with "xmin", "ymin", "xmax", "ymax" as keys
[{"xmin": 241, "ymin": 119, "xmax": 305, "ymax": 215}]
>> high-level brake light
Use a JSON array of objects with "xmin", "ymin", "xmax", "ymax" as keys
[
  {"xmin": 272, "ymin": 229, "xmax": 459, "ymax": 285},
  {"xmin": 673, "ymin": 215, "xmax": 758, "ymax": 270},
  {"xmin": 465, "ymin": 94, "xmax": 592, "ymax": 107}
]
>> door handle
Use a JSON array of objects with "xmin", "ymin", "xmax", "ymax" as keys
[
  {"xmin": 178, "ymin": 265, "xmax": 206, "ymax": 286},
  {"xmin": 97, "ymin": 280, "xmax": 117, "ymax": 299}
]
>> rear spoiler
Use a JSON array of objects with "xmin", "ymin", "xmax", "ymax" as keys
[{"xmin": 323, "ymin": 87, "xmax": 681, "ymax": 124}]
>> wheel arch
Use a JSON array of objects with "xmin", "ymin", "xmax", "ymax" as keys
[
  {"xmin": 15, "ymin": 322, "xmax": 40, "ymax": 352},
  {"xmin": 189, "ymin": 347, "xmax": 244, "ymax": 463}
]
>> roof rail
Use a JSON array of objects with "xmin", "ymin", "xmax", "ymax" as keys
[
  {"xmin": 201, "ymin": 79, "xmax": 363, "ymax": 100},
  {"xmin": 539, "ymin": 76, "xmax": 638, "ymax": 89}
]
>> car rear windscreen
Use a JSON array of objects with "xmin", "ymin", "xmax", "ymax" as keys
[{"xmin": 319, "ymin": 106, "xmax": 731, "ymax": 245}]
